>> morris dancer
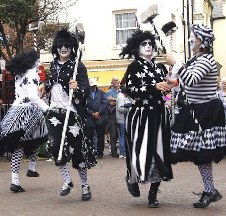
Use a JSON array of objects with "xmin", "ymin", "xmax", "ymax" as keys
[
  {"xmin": 119, "ymin": 30, "xmax": 174, "ymax": 208},
  {"xmin": 44, "ymin": 28, "xmax": 96, "ymax": 201},
  {"xmin": 0, "ymin": 50, "xmax": 49, "ymax": 192},
  {"xmin": 165, "ymin": 24, "xmax": 226, "ymax": 208}
]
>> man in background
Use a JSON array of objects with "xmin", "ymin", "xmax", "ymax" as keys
[
  {"xmin": 86, "ymin": 78, "xmax": 108, "ymax": 159},
  {"xmin": 106, "ymin": 77, "xmax": 120, "ymax": 158}
]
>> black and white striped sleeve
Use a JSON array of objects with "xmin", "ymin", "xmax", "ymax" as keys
[{"xmin": 178, "ymin": 55, "xmax": 212, "ymax": 87}]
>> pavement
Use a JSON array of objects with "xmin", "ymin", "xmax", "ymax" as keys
[{"xmin": 1, "ymin": 147, "xmax": 226, "ymax": 216}]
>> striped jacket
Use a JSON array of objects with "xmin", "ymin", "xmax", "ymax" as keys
[{"xmin": 178, "ymin": 53, "xmax": 217, "ymax": 104}]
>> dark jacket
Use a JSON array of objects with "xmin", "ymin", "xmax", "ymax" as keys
[
  {"xmin": 47, "ymin": 58, "xmax": 90, "ymax": 118},
  {"xmin": 86, "ymin": 88, "xmax": 108, "ymax": 127}
]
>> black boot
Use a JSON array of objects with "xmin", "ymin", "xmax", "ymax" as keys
[
  {"xmin": 193, "ymin": 191, "xmax": 211, "ymax": 208},
  {"xmin": 148, "ymin": 182, "xmax": 160, "ymax": 208},
  {"xmin": 10, "ymin": 184, "xmax": 26, "ymax": 193},
  {"xmin": 125, "ymin": 176, "xmax": 140, "ymax": 197},
  {"xmin": 60, "ymin": 181, "xmax": 74, "ymax": 196},
  {"xmin": 27, "ymin": 170, "xmax": 40, "ymax": 177},
  {"xmin": 193, "ymin": 189, "xmax": 222, "ymax": 208}
]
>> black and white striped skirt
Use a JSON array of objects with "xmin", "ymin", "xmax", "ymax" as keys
[
  {"xmin": 0, "ymin": 105, "xmax": 48, "ymax": 155},
  {"xmin": 171, "ymin": 98, "xmax": 226, "ymax": 165}
]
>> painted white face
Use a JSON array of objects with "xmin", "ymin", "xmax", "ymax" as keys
[
  {"xmin": 188, "ymin": 31, "xmax": 201, "ymax": 52},
  {"xmin": 139, "ymin": 39, "xmax": 153, "ymax": 59},
  {"xmin": 57, "ymin": 46, "xmax": 71, "ymax": 58}
]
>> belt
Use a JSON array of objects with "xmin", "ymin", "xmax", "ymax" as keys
[{"xmin": 50, "ymin": 108, "xmax": 67, "ymax": 114}]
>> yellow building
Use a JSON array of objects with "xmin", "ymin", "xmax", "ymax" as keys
[
  {"xmin": 84, "ymin": 59, "xmax": 132, "ymax": 92},
  {"xmin": 43, "ymin": 57, "xmax": 167, "ymax": 92},
  {"xmin": 84, "ymin": 56, "xmax": 167, "ymax": 92}
]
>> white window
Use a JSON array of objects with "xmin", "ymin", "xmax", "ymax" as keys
[{"xmin": 115, "ymin": 12, "xmax": 137, "ymax": 45}]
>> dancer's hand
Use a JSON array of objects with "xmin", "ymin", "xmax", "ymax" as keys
[
  {"xmin": 69, "ymin": 79, "xmax": 78, "ymax": 92},
  {"xmin": 163, "ymin": 54, "xmax": 176, "ymax": 66},
  {"xmin": 38, "ymin": 83, "xmax": 46, "ymax": 98},
  {"xmin": 155, "ymin": 81, "xmax": 171, "ymax": 92},
  {"xmin": 164, "ymin": 77, "xmax": 178, "ymax": 89}
]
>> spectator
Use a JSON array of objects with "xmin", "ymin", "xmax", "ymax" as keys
[
  {"xmin": 86, "ymin": 77, "xmax": 108, "ymax": 159},
  {"xmin": 116, "ymin": 88, "xmax": 133, "ymax": 158},
  {"xmin": 221, "ymin": 77, "xmax": 226, "ymax": 100},
  {"xmin": 217, "ymin": 77, "xmax": 226, "ymax": 122},
  {"xmin": 106, "ymin": 77, "xmax": 121, "ymax": 158}
]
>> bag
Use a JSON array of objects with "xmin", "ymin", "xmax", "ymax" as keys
[{"xmin": 171, "ymin": 105, "xmax": 200, "ymax": 133}]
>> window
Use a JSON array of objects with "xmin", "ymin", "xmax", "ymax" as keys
[{"xmin": 115, "ymin": 13, "xmax": 138, "ymax": 45}]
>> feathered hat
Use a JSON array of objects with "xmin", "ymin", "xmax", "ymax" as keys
[
  {"xmin": 119, "ymin": 30, "xmax": 156, "ymax": 59},
  {"xmin": 6, "ymin": 50, "xmax": 39, "ymax": 75},
  {"xmin": 51, "ymin": 28, "xmax": 78, "ymax": 59}
]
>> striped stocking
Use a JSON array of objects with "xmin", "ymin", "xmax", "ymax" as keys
[
  {"xmin": 59, "ymin": 163, "xmax": 72, "ymax": 185},
  {"xmin": 198, "ymin": 163, "xmax": 214, "ymax": 193},
  {"xmin": 78, "ymin": 168, "xmax": 88, "ymax": 186}
]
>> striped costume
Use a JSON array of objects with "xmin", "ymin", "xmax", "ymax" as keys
[
  {"xmin": 0, "ymin": 49, "xmax": 49, "ymax": 192},
  {"xmin": 171, "ymin": 53, "xmax": 226, "ymax": 164},
  {"xmin": 125, "ymin": 57, "xmax": 173, "ymax": 183},
  {"xmin": 0, "ymin": 67, "xmax": 49, "ymax": 155}
]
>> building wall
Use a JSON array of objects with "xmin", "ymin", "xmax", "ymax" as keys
[
  {"xmin": 75, "ymin": 0, "xmax": 150, "ymax": 60},
  {"xmin": 40, "ymin": 0, "xmax": 213, "ymax": 65},
  {"xmin": 68, "ymin": 0, "xmax": 213, "ymax": 63},
  {"xmin": 41, "ymin": 0, "xmax": 183, "ymax": 62},
  {"xmin": 213, "ymin": 2, "xmax": 226, "ymax": 78}
]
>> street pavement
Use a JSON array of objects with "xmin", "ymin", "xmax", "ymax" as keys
[{"xmin": 1, "ymin": 147, "xmax": 226, "ymax": 216}]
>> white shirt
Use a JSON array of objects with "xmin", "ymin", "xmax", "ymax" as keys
[{"xmin": 49, "ymin": 83, "xmax": 76, "ymax": 112}]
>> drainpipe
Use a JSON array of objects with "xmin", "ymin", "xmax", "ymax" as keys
[
  {"xmin": 187, "ymin": 0, "xmax": 191, "ymax": 58},
  {"xmin": 210, "ymin": 1, "xmax": 214, "ymax": 56},
  {"xmin": 182, "ymin": 0, "xmax": 187, "ymax": 62}
]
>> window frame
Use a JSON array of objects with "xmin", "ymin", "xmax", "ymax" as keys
[{"xmin": 113, "ymin": 10, "xmax": 138, "ymax": 49}]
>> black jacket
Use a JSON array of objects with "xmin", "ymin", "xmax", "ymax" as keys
[
  {"xmin": 86, "ymin": 88, "xmax": 108, "ymax": 127},
  {"xmin": 47, "ymin": 58, "xmax": 90, "ymax": 118}
]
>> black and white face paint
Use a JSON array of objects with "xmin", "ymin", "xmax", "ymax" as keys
[
  {"xmin": 139, "ymin": 39, "xmax": 153, "ymax": 59},
  {"xmin": 57, "ymin": 46, "xmax": 71, "ymax": 58},
  {"xmin": 188, "ymin": 31, "xmax": 197, "ymax": 50},
  {"xmin": 188, "ymin": 30, "xmax": 203, "ymax": 53}
]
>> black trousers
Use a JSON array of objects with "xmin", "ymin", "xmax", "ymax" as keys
[
  {"xmin": 86, "ymin": 125, "xmax": 105, "ymax": 156},
  {"xmin": 108, "ymin": 112, "xmax": 118, "ymax": 155}
]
